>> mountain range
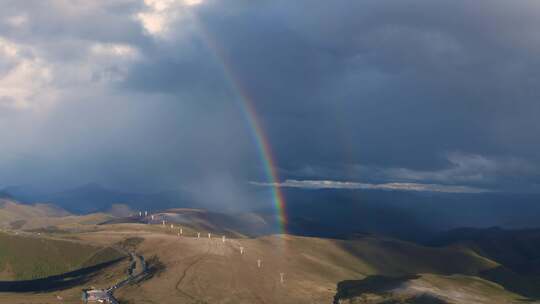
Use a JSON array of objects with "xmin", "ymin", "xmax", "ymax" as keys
[{"xmin": 3, "ymin": 184, "xmax": 540, "ymax": 242}]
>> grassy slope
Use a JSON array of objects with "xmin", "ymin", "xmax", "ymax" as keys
[
  {"xmin": 0, "ymin": 199, "xmax": 113, "ymax": 231},
  {"xmin": 0, "ymin": 200, "xmax": 63, "ymax": 227},
  {"xmin": 0, "ymin": 221, "xmax": 526, "ymax": 304},
  {"xmin": 108, "ymin": 208, "xmax": 273, "ymax": 237},
  {"xmin": 0, "ymin": 225, "xmax": 531, "ymax": 304},
  {"xmin": 0, "ymin": 232, "xmax": 123, "ymax": 280},
  {"xmin": 327, "ymin": 236, "xmax": 498, "ymax": 276},
  {"xmin": 0, "ymin": 215, "xmax": 534, "ymax": 304},
  {"xmin": 328, "ymin": 230, "xmax": 540, "ymax": 304},
  {"xmin": 105, "ymin": 229, "xmax": 507, "ymax": 304}
]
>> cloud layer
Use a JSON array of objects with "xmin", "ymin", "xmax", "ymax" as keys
[{"xmin": 250, "ymin": 179, "xmax": 489, "ymax": 194}]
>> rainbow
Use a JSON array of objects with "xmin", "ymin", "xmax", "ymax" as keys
[{"xmin": 194, "ymin": 19, "xmax": 287, "ymax": 234}]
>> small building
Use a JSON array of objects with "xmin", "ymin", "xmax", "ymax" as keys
[{"xmin": 82, "ymin": 289, "xmax": 118, "ymax": 304}]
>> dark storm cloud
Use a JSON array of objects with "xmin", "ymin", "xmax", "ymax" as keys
[
  {"xmin": 1, "ymin": 0, "xmax": 540, "ymax": 204},
  {"xmin": 123, "ymin": 0, "xmax": 540, "ymax": 191}
]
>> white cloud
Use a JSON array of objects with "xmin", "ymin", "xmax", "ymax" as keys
[
  {"xmin": 0, "ymin": 37, "xmax": 55, "ymax": 110},
  {"xmin": 136, "ymin": 0, "xmax": 203, "ymax": 37},
  {"xmin": 137, "ymin": 11, "xmax": 167, "ymax": 36},
  {"xmin": 0, "ymin": 38, "xmax": 140, "ymax": 111},
  {"xmin": 250, "ymin": 179, "xmax": 489, "ymax": 193},
  {"xmin": 0, "ymin": 37, "xmax": 22, "ymax": 58},
  {"xmin": 184, "ymin": 0, "xmax": 203, "ymax": 5}
]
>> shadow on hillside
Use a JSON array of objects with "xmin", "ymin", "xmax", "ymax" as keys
[
  {"xmin": 0, "ymin": 257, "xmax": 124, "ymax": 292},
  {"xmin": 480, "ymin": 266, "xmax": 540, "ymax": 300},
  {"xmin": 133, "ymin": 255, "xmax": 165, "ymax": 285},
  {"xmin": 427, "ymin": 226, "xmax": 540, "ymax": 301},
  {"xmin": 333, "ymin": 275, "xmax": 422, "ymax": 303}
]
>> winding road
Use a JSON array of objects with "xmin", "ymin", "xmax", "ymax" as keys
[
  {"xmin": 84, "ymin": 249, "xmax": 148, "ymax": 304},
  {"xmin": 109, "ymin": 251, "xmax": 148, "ymax": 291}
]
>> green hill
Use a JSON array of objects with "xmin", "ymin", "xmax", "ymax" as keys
[
  {"xmin": 0, "ymin": 199, "xmax": 113, "ymax": 231},
  {"xmin": 0, "ymin": 232, "xmax": 124, "ymax": 280}
]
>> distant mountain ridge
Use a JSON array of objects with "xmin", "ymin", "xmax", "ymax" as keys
[
  {"xmin": 269, "ymin": 188, "xmax": 540, "ymax": 241},
  {"xmin": 0, "ymin": 191, "xmax": 13, "ymax": 199},
  {"xmin": 1, "ymin": 183, "xmax": 194, "ymax": 214},
  {"xmin": 4, "ymin": 184, "xmax": 540, "ymax": 243}
]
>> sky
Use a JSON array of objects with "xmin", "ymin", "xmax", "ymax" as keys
[{"xmin": 1, "ymin": 0, "xmax": 540, "ymax": 208}]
